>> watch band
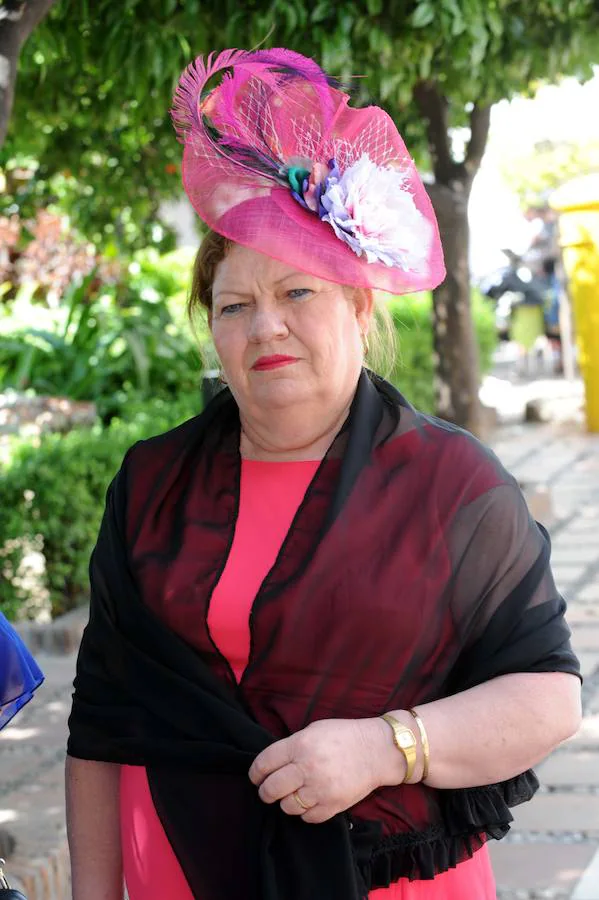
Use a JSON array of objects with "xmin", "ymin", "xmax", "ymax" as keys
[{"xmin": 381, "ymin": 713, "xmax": 417, "ymax": 783}]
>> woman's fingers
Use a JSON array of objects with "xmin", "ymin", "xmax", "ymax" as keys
[
  {"xmin": 299, "ymin": 805, "xmax": 331, "ymax": 825},
  {"xmin": 257, "ymin": 763, "xmax": 303, "ymax": 804},
  {"xmin": 249, "ymin": 737, "xmax": 293, "ymax": 786},
  {"xmin": 279, "ymin": 788, "xmax": 318, "ymax": 817},
  {"xmin": 257, "ymin": 763, "xmax": 325, "ymax": 818}
]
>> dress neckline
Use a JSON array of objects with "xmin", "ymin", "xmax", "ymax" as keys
[{"xmin": 241, "ymin": 457, "xmax": 322, "ymax": 467}]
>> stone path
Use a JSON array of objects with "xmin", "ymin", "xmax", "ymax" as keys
[
  {"xmin": 489, "ymin": 423, "xmax": 599, "ymax": 900},
  {"xmin": 1, "ymin": 418, "xmax": 598, "ymax": 899},
  {"xmin": 0, "ymin": 654, "xmax": 74, "ymax": 898}
]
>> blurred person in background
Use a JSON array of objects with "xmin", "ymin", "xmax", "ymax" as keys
[
  {"xmin": 540, "ymin": 257, "xmax": 564, "ymax": 374},
  {"xmin": 509, "ymin": 286, "xmax": 546, "ymax": 373}
]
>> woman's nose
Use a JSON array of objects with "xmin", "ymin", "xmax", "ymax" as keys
[{"xmin": 248, "ymin": 305, "xmax": 289, "ymax": 343}]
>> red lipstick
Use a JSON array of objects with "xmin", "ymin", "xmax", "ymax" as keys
[{"xmin": 252, "ymin": 355, "xmax": 298, "ymax": 371}]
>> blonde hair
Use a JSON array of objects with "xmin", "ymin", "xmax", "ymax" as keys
[{"xmin": 188, "ymin": 229, "xmax": 397, "ymax": 378}]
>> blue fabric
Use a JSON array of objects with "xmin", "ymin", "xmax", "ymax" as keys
[{"xmin": 0, "ymin": 611, "xmax": 44, "ymax": 730}]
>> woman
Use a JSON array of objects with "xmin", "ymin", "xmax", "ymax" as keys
[
  {"xmin": 66, "ymin": 50, "xmax": 581, "ymax": 900},
  {"xmin": 0, "ymin": 611, "xmax": 43, "ymax": 731}
]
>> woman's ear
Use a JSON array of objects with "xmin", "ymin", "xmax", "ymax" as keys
[{"xmin": 353, "ymin": 288, "xmax": 374, "ymax": 334}]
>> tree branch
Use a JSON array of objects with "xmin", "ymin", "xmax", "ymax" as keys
[
  {"xmin": 464, "ymin": 102, "xmax": 491, "ymax": 178},
  {"xmin": 413, "ymin": 79, "xmax": 457, "ymax": 184},
  {"xmin": 18, "ymin": 0, "xmax": 57, "ymax": 37}
]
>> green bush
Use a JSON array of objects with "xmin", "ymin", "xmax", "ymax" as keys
[
  {"xmin": 387, "ymin": 290, "xmax": 497, "ymax": 412},
  {"xmin": 0, "ymin": 393, "xmax": 201, "ymax": 621},
  {"xmin": 0, "ymin": 248, "xmax": 200, "ymax": 422}
]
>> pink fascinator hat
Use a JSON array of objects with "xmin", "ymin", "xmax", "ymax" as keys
[{"xmin": 171, "ymin": 48, "xmax": 445, "ymax": 294}]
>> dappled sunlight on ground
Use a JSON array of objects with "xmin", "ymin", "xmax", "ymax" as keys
[
  {"xmin": 0, "ymin": 809, "xmax": 18, "ymax": 825},
  {"xmin": 0, "ymin": 727, "xmax": 40, "ymax": 741}
]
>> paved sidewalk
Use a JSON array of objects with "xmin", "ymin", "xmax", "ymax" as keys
[
  {"xmin": 0, "ymin": 654, "xmax": 73, "ymax": 898},
  {"xmin": 489, "ymin": 423, "xmax": 599, "ymax": 900},
  {"xmin": 1, "ymin": 419, "xmax": 598, "ymax": 899}
]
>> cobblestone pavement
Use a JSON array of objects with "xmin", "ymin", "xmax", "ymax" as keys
[{"xmin": 1, "ymin": 418, "xmax": 598, "ymax": 899}]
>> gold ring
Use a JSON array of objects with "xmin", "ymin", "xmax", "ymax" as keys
[{"xmin": 293, "ymin": 790, "xmax": 310, "ymax": 811}]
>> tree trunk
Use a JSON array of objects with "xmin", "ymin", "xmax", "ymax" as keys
[
  {"xmin": 427, "ymin": 179, "xmax": 483, "ymax": 434},
  {"xmin": 0, "ymin": 0, "xmax": 58, "ymax": 148},
  {"xmin": 413, "ymin": 82, "xmax": 491, "ymax": 434}
]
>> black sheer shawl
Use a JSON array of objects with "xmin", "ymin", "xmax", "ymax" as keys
[{"xmin": 67, "ymin": 371, "xmax": 580, "ymax": 898}]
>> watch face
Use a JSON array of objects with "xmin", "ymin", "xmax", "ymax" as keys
[{"xmin": 398, "ymin": 732, "xmax": 414, "ymax": 749}]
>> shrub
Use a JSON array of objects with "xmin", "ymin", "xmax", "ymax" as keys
[
  {"xmin": 387, "ymin": 290, "xmax": 497, "ymax": 412},
  {"xmin": 0, "ymin": 393, "xmax": 200, "ymax": 621},
  {"xmin": 0, "ymin": 248, "xmax": 200, "ymax": 422}
]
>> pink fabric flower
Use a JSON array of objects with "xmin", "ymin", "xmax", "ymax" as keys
[{"xmin": 320, "ymin": 155, "xmax": 432, "ymax": 272}]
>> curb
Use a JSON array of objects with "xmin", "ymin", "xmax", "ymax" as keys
[{"xmin": 15, "ymin": 605, "xmax": 88, "ymax": 656}]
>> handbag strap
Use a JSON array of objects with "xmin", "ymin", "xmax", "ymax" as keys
[
  {"xmin": 0, "ymin": 858, "xmax": 8, "ymax": 889},
  {"xmin": 0, "ymin": 858, "xmax": 28, "ymax": 898}
]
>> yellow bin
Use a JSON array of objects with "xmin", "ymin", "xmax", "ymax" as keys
[{"xmin": 551, "ymin": 174, "xmax": 599, "ymax": 432}]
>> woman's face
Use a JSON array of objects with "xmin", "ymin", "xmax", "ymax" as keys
[{"xmin": 210, "ymin": 244, "xmax": 372, "ymax": 416}]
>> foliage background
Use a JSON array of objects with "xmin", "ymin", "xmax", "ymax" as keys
[
  {"xmin": 500, "ymin": 137, "xmax": 599, "ymax": 208},
  {"xmin": 1, "ymin": 246, "xmax": 201, "ymax": 421}
]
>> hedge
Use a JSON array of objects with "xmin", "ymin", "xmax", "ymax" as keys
[{"xmin": 0, "ymin": 393, "xmax": 200, "ymax": 621}]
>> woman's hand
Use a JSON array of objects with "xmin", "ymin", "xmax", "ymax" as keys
[{"xmin": 248, "ymin": 717, "xmax": 405, "ymax": 824}]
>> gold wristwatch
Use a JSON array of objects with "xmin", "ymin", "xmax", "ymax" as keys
[{"xmin": 381, "ymin": 713, "xmax": 417, "ymax": 783}]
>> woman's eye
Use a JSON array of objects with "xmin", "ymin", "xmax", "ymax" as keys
[
  {"xmin": 220, "ymin": 303, "xmax": 245, "ymax": 316},
  {"xmin": 287, "ymin": 288, "xmax": 312, "ymax": 300}
]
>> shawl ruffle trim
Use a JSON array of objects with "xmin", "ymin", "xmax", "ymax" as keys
[{"xmin": 352, "ymin": 770, "xmax": 538, "ymax": 887}]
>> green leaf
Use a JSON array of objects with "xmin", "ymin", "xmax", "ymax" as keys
[
  {"xmin": 411, "ymin": 2, "xmax": 435, "ymax": 28},
  {"xmin": 419, "ymin": 44, "xmax": 434, "ymax": 80},
  {"xmin": 23, "ymin": 329, "xmax": 66, "ymax": 351},
  {"xmin": 281, "ymin": 2, "xmax": 298, "ymax": 32},
  {"xmin": 441, "ymin": 0, "xmax": 466, "ymax": 34},
  {"xmin": 487, "ymin": 7, "xmax": 504, "ymax": 38},
  {"xmin": 124, "ymin": 329, "xmax": 151, "ymax": 391},
  {"xmin": 152, "ymin": 43, "xmax": 164, "ymax": 82},
  {"xmin": 379, "ymin": 72, "xmax": 403, "ymax": 101},
  {"xmin": 470, "ymin": 21, "xmax": 489, "ymax": 68},
  {"xmin": 311, "ymin": 1, "xmax": 330, "ymax": 23},
  {"xmin": 366, "ymin": 0, "xmax": 383, "ymax": 14},
  {"xmin": 176, "ymin": 33, "xmax": 191, "ymax": 58},
  {"xmin": 14, "ymin": 344, "xmax": 37, "ymax": 390}
]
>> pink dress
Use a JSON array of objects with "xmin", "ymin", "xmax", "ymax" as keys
[{"xmin": 121, "ymin": 459, "xmax": 496, "ymax": 899}]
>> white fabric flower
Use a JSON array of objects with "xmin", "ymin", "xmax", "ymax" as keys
[{"xmin": 319, "ymin": 155, "xmax": 432, "ymax": 272}]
